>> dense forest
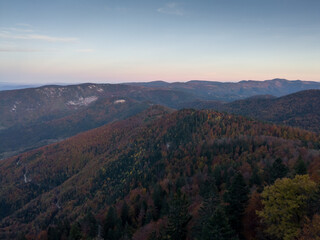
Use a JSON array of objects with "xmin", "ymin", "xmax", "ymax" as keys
[
  {"xmin": 181, "ymin": 89, "xmax": 320, "ymax": 133},
  {"xmin": 1, "ymin": 82, "xmax": 320, "ymax": 160},
  {"xmin": 0, "ymin": 106, "xmax": 319, "ymax": 239}
]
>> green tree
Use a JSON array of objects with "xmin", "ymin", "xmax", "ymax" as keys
[
  {"xmin": 121, "ymin": 201, "xmax": 130, "ymax": 226},
  {"xmin": 201, "ymin": 206, "xmax": 238, "ymax": 240},
  {"xmin": 165, "ymin": 192, "xmax": 192, "ymax": 240},
  {"xmin": 104, "ymin": 206, "xmax": 118, "ymax": 239},
  {"xmin": 224, "ymin": 173, "xmax": 249, "ymax": 237},
  {"xmin": 270, "ymin": 158, "xmax": 288, "ymax": 183},
  {"xmin": 17, "ymin": 232, "xmax": 27, "ymax": 240},
  {"xmin": 257, "ymin": 175, "xmax": 317, "ymax": 240},
  {"xmin": 193, "ymin": 193, "xmax": 219, "ymax": 238},
  {"xmin": 82, "ymin": 211, "xmax": 98, "ymax": 238},
  {"xmin": 294, "ymin": 156, "xmax": 307, "ymax": 175},
  {"xmin": 69, "ymin": 222, "xmax": 82, "ymax": 240},
  {"xmin": 152, "ymin": 184, "xmax": 165, "ymax": 220},
  {"xmin": 249, "ymin": 166, "xmax": 262, "ymax": 187}
]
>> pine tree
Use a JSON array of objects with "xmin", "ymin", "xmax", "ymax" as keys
[
  {"xmin": 152, "ymin": 184, "xmax": 165, "ymax": 220},
  {"xmin": 294, "ymin": 156, "xmax": 307, "ymax": 175},
  {"xmin": 121, "ymin": 201, "xmax": 129, "ymax": 226},
  {"xmin": 270, "ymin": 158, "xmax": 288, "ymax": 183},
  {"xmin": 223, "ymin": 173, "xmax": 249, "ymax": 238},
  {"xmin": 82, "ymin": 211, "xmax": 98, "ymax": 238},
  {"xmin": 193, "ymin": 192, "xmax": 219, "ymax": 237},
  {"xmin": 69, "ymin": 222, "xmax": 82, "ymax": 240},
  {"xmin": 104, "ymin": 206, "xmax": 117, "ymax": 239},
  {"xmin": 193, "ymin": 192, "xmax": 236, "ymax": 240},
  {"xmin": 249, "ymin": 166, "xmax": 261, "ymax": 187},
  {"xmin": 202, "ymin": 206, "xmax": 238, "ymax": 240},
  {"xmin": 165, "ymin": 192, "xmax": 192, "ymax": 240}
]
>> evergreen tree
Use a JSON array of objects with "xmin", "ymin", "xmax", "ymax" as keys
[
  {"xmin": 201, "ymin": 206, "xmax": 238, "ymax": 240},
  {"xmin": 104, "ymin": 206, "xmax": 118, "ymax": 239},
  {"xmin": 69, "ymin": 222, "xmax": 82, "ymax": 240},
  {"xmin": 165, "ymin": 192, "xmax": 192, "ymax": 240},
  {"xmin": 199, "ymin": 176, "xmax": 217, "ymax": 198},
  {"xmin": 152, "ymin": 184, "xmax": 165, "ymax": 220},
  {"xmin": 249, "ymin": 166, "xmax": 261, "ymax": 187},
  {"xmin": 121, "ymin": 201, "xmax": 130, "ymax": 226},
  {"xmin": 82, "ymin": 211, "xmax": 98, "ymax": 238},
  {"xmin": 193, "ymin": 192, "xmax": 220, "ymax": 239},
  {"xmin": 17, "ymin": 232, "xmax": 27, "ymax": 240},
  {"xmin": 223, "ymin": 173, "xmax": 249, "ymax": 238},
  {"xmin": 294, "ymin": 156, "xmax": 307, "ymax": 175},
  {"xmin": 47, "ymin": 226, "xmax": 61, "ymax": 240},
  {"xmin": 270, "ymin": 158, "xmax": 288, "ymax": 183}
]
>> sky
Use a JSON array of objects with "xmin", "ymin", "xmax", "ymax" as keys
[{"xmin": 0, "ymin": 0, "xmax": 319, "ymax": 84}]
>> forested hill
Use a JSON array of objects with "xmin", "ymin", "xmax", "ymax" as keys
[
  {"xmin": 181, "ymin": 89, "xmax": 320, "ymax": 132},
  {"xmin": 0, "ymin": 83, "xmax": 191, "ymax": 159},
  {"xmin": 0, "ymin": 97, "xmax": 152, "ymax": 160},
  {"xmin": 1, "ymin": 80, "xmax": 320, "ymax": 160},
  {"xmin": 221, "ymin": 89, "xmax": 320, "ymax": 132},
  {"xmin": 0, "ymin": 106, "xmax": 319, "ymax": 239}
]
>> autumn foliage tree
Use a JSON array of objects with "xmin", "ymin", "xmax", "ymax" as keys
[
  {"xmin": 299, "ymin": 214, "xmax": 320, "ymax": 240},
  {"xmin": 257, "ymin": 175, "xmax": 317, "ymax": 240}
]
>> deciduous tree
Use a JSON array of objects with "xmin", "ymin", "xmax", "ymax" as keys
[{"xmin": 257, "ymin": 175, "xmax": 317, "ymax": 240}]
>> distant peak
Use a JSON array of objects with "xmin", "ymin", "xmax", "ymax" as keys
[{"xmin": 270, "ymin": 78, "xmax": 289, "ymax": 82}]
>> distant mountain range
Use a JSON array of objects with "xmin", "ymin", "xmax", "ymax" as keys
[
  {"xmin": 127, "ymin": 78, "xmax": 320, "ymax": 101},
  {"xmin": 0, "ymin": 79, "xmax": 320, "ymax": 159},
  {"xmin": 0, "ymin": 82, "xmax": 42, "ymax": 91}
]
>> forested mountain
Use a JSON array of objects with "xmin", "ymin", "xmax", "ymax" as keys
[
  {"xmin": 221, "ymin": 89, "xmax": 320, "ymax": 132},
  {"xmin": 1, "ymin": 80, "xmax": 320, "ymax": 160},
  {"xmin": 0, "ymin": 98, "xmax": 152, "ymax": 159},
  {"xmin": 2, "ymin": 79, "xmax": 319, "ymax": 130},
  {"xmin": 0, "ymin": 83, "xmax": 191, "ymax": 159},
  {"xmin": 183, "ymin": 90, "xmax": 320, "ymax": 132},
  {"xmin": 1, "ymin": 106, "xmax": 319, "ymax": 239}
]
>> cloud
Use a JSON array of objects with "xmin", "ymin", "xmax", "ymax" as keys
[
  {"xmin": 0, "ymin": 47, "xmax": 41, "ymax": 52},
  {"xmin": 2, "ymin": 27, "xmax": 34, "ymax": 33},
  {"xmin": 0, "ymin": 32, "xmax": 77, "ymax": 42},
  {"xmin": 157, "ymin": 2, "xmax": 184, "ymax": 16},
  {"xmin": 0, "ymin": 26, "xmax": 78, "ymax": 43},
  {"xmin": 75, "ymin": 48, "xmax": 94, "ymax": 53}
]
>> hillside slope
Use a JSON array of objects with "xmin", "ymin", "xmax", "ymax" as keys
[
  {"xmin": 1, "ymin": 80, "xmax": 319, "ymax": 160},
  {"xmin": 221, "ymin": 90, "xmax": 320, "ymax": 132},
  {"xmin": 0, "ymin": 107, "xmax": 319, "ymax": 239},
  {"xmin": 0, "ymin": 98, "xmax": 152, "ymax": 159},
  {"xmin": 0, "ymin": 83, "xmax": 192, "ymax": 159},
  {"xmin": 181, "ymin": 90, "xmax": 320, "ymax": 132}
]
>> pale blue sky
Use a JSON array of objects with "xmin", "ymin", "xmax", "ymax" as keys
[{"xmin": 0, "ymin": 0, "xmax": 319, "ymax": 84}]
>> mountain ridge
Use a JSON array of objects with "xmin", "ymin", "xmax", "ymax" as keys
[
  {"xmin": 1, "ymin": 80, "xmax": 320, "ymax": 160},
  {"xmin": 0, "ymin": 107, "xmax": 319, "ymax": 239}
]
